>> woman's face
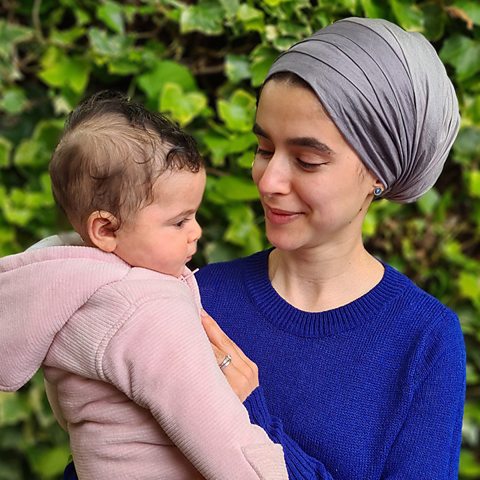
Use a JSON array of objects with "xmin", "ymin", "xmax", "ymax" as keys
[{"xmin": 252, "ymin": 80, "xmax": 379, "ymax": 252}]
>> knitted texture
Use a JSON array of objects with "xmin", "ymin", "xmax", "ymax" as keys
[
  {"xmin": 0, "ymin": 246, "xmax": 288, "ymax": 480},
  {"xmin": 197, "ymin": 250, "xmax": 466, "ymax": 480}
]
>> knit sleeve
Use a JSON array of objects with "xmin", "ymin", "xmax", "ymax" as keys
[
  {"xmin": 244, "ymin": 388, "xmax": 334, "ymax": 480},
  {"xmin": 99, "ymin": 295, "xmax": 288, "ymax": 480},
  {"xmin": 379, "ymin": 312, "xmax": 466, "ymax": 479}
]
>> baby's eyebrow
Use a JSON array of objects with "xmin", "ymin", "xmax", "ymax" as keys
[
  {"xmin": 169, "ymin": 199, "xmax": 203, "ymax": 221},
  {"xmin": 171, "ymin": 208, "xmax": 196, "ymax": 220}
]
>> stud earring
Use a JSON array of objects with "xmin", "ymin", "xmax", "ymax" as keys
[{"xmin": 373, "ymin": 187, "xmax": 383, "ymax": 197}]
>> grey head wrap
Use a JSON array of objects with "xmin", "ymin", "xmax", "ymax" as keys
[{"xmin": 266, "ymin": 17, "xmax": 460, "ymax": 203}]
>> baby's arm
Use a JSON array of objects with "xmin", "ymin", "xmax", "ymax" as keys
[
  {"xmin": 101, "ymin": 294, "xmax": 288, "ymax": 480},
  {"xmin": 44, "ymin": 378, "xmax": 68, "ymax": 431}
]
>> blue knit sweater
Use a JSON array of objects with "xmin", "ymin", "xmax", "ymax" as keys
[{"xmin": 196, "ymin": 249, "xmax": 466, "ymax": 480}]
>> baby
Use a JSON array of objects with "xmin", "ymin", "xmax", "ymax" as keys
[{"xmin": 0, "ymin": 91, "xmax": 287, "ymax": 479}]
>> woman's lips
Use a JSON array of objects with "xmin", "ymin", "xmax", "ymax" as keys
[{"xmin": 264, "ymin": 205, "xmax": 303, "ymax": 225}]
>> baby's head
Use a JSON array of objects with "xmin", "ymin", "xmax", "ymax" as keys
[{"xmin": 50, "ymin": 91, "xmax": 205, "ymax": 276}]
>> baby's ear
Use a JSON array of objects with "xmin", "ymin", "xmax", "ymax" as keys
[{"xmin": 86, "ymin": 211, "xmax": 119, "ymax": 253}]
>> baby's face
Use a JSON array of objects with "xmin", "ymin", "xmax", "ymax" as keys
[{"xmin": 113, "ymin": 169, "xmax": 206, "ymax": 277}]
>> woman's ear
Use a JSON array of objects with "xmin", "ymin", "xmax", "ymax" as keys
[
  {"xmin": 86, "ymin": 211, "xmax": 119, "ymax": 253},
  {"xmin": 372, "ymin": 179, "xmax": 385, "ymax": 197}
]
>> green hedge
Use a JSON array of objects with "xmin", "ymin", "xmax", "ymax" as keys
[{"xmin": 0, "ymin": 0, "xmax": 479, "ymax": 478}]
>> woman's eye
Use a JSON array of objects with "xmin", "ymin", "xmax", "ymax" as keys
[
  {"xmin": 296, "ymin": 158, "xmax": 324, "ymax": 170},
  {"xmin": 255, "ymin": 147, "xmax": 273, "ymax": 158}
]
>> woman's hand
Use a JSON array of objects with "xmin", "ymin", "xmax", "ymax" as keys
[{"xmin": 201, "ymin": 310, "xmax": 259, "ymax": 402}]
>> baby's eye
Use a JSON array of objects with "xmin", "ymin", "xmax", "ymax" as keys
[
  {"xmin": 175, "ymin": 219, "xmax": 186, "ymax": 228},
  {"xmin": 175, "ymin": 216, "xmax": 195, "ymax": 228}
]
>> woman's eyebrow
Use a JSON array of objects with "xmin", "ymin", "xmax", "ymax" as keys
[
  {"xmin": 253, "ymin": 123, "xmax": 334, "ymax": 155},
  {"xmin": 252, "ymin": 123, "xmax": 268, "ymax": 138},
  {"xmin": 287, "ymin": 137, "xmax": 334, "ymax": 155}
]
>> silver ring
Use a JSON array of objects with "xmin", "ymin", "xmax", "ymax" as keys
[{"xmin": 218, "ymin": 354, "xmax": 232, "ymax": 370}]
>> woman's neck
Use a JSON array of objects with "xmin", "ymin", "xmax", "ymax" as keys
[{"xmin": 268, "ymin": 242, "xmax": 384, "ymax": 312}]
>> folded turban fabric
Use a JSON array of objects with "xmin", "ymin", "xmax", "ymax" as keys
[{"xmin": 266, "ymin": 17, "xmax": 460, "ymax": 203}]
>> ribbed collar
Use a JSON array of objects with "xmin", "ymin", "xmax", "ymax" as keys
[{"xmin": 243, "ymin": 249, "xmax": 409, "ymax": 338}]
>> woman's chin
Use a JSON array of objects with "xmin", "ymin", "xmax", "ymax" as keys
[{"xmin": 266, "ymin": 233, "xmax": 303, "ymax": 252}]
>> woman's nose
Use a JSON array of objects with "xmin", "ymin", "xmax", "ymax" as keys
[{"xmin": 255, "ymin": 155, "xmax": 291, "ymax": 196}]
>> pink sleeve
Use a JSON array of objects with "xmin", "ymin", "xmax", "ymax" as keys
[{"xmin": 99, "ymin": 295, "xmax": 288, "ymax": 480}]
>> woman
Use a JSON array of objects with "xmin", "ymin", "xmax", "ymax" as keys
[
  {"xmin": 198, "ymin": 17, "xmax": 465, "ymax": 480},
  {"xmin": 63, "ymin": 16, "xmax": 464, "ymax": 480}
]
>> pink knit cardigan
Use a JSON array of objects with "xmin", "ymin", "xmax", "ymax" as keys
[{"xmin": 0, "ymin": 246, "xmax": 287, "ymax": 479}]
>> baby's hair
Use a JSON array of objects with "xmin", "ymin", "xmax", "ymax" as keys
[{"xmin": 49, "ymin": 90, "xmax": 203, "ymax": 232}]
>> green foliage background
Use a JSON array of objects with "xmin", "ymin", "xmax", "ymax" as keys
[{"xmin": 0, "ymin": 0, "xmax": 479, "ymax": 478}]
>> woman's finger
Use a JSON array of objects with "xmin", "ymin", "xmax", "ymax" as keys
[
  {"xmin": 201, "ymin": 310, "xmax": 259, "ymax": 401},
  {"xmin": 201, "ymin": 310, "xmax": 258, "ymax": 376},
  {"xmin": 211, "ymin": 343, "xmax": 232, "ymax": 369},
  {"xmin": 201, "ymin": 310, "xmax": 249, "ymax": 363},
  {"xmin": 201, "ymin": 310, "xmax": 232, "ymax": 349}
]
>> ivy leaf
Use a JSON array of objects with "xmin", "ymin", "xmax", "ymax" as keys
[
  {"xmin": 0, "ymin": 393, "xmax": 30, "ymax": 426},
  {"xmin": 219, "ymin": 0, "xmax": 240, "ymax": 19},
  {"xmin": 225, "ymin": 203, "xmax": 263, "ymax": 253},
  {"xmin": 391, "ymin": 0, "xmax": 424, "ymax": 31},
  {"xmin": 3, "ymin": 191, "xmax": 35, "ymax": 227},
  {"xmin": 14, "ymin": 120, "xmax": 64, "ymax": 169},
  {"xmin": 359, "ymin": 0, "xmax": 391, "ymax": 19},
  {"xmin": 97, "ymin": 0, "xmax": 125, "ymax": 35},
  {"xmin": 250, "ymin": 46, "xmax": 278, "ymax": 86},
  {"xmin": 218, "ymin": 89, "xmax": 256, "ymax": 132},
  {"xmin": 421, "ymin": 3, "xmax": 447, "ymax": 41},
  {"xmin": 335, "ymin": 0, "xmax": 358, "ymax": 12},
  {"xmin": 203, "ymin": 132, "xmax": 234, "ymax": 166},
  {"xmin": 211, "ymin": 175, "xmax": 259, "ymax": 201},
  {"xmin": 0, "ymin": 137, "xmax": 12, "ymax": 167},
  {"xmin": 50, "ymin": 27, "xmax": 86, "ymax": 46},
  {"xmin": 203, "ymin": 131, "xmax": 256, "ymax": 165},
  {"xmin": 469, "ymin": 170, "xmax": 480, "ymax": 198},
  {"xmin": 459, "ymin": 449, "xmax": 480, "ymax": 477},
  {"xmin": 138, "ymin": 60, "xmax": 196, "ymax": 101},
  {"xmin": 363, "ymin": 209, "xmax": 378, "ymax": 238},
  {"xmin": 204, "ymin": 241, "xmax": 238, "ymax": 264},
  {"xmin": 160, "ymin": 82, "xmax": 207, "ymax": 126},
  {"xmin": 14, "ymin": 140, "xmax": 44, "ymax": 169},
  {"xmin": 417, "ymin": 188, "xmax": 440, "ymax": 215},
  {"xmin": 39, "ymin": 47, "xmax": 90, "ymax": 94},
  {"xmin": 237, "ymin": 4, "xmax": 265, "ymax": 32},
  {"xmin": 237, "ymin": 151, "xmax": 254, "ymax": 169},
  {"xmin": 225, "ymin": 54, "xmax": 251, "ymax": 83},
  {"xmin": 277, "ymin": 20, "xmax": 312, "ymax": 40},
  {"xmin": 0, "ymin": 88, "xmax": 28, "ymax": 114},
  {"xmin": 440, "ymin": 35, "xmax": 480, "ymax": 81},
  {"xmin": 89, "ymin": 28, "xmax": 133, "ymax": 59},
  {"xmin": 180, "ymin": 1, "xmax": 225, "ymax": 35},
  {"xmin": 453, "ymin": 126, "xmax": 480, "ymax": 165},
  {"xmin": 26, "ymin": 444, "xmax": 71, "ymax": 478},
  {"xmin": 458, "ymin": 272, "xmax": 480, "ymax": 305},
  {"xmin": 0, "ymin": 20, "xmax": 33, "ymax": 59}
]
